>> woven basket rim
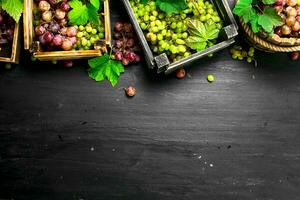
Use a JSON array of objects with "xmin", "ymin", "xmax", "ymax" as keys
[{"xmin": 239, "ymin": 18, "xmax": 300, "ymax": 52}]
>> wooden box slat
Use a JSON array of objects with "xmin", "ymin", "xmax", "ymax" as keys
[
  {"xmin": 0, "ymin": 23, "xmax": 21, "ymax": 64},
  {"xmin": 24, "ymin": 0, "xmax": 111, "ymax": 61}
]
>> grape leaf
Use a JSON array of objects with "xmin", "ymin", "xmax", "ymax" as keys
[
  {"xmin": 68, "ymin": 0, "xmax": 100, "ymax": 26},
  {"xmin": 186, "ymin": 19, "xmax": 220, "ymax": 51},
  {"xmin": 186, "ymin": 36, "xmax": 207, "ymax": 51},
  {"xmin": 233, "ymin": 0, "xmax": 256, "ymax": 23},
  {"xmin": 1, "ymin": 0, "xmax": 23, "ymax": 22},
  {"xmin": 258, "ymin": 8, "xmax": 284, "ymax": 33},
  {"xmin": 68, "ymin": 0, "xmax": 89, "ymax": 25},
  {"xmin": 88, "ymin": 54, "xmax": 125, "ymax": 87},
  {"xmin": 87, "ymin": 4, "xmax": 100, "ymax": 26},
  {"xmin": 89, "ymin": 0, "xmax": 100, "ymax": 10},
  {"xmin": 249, "ymin": 15, "xmax": 260, "ymax": 33},
  {"xmin": 156, "ymin": 0, "xmax": 187, "ymax": 15},
  {"xmin": 262, "ymin": 0, "xmax": 276, "ymax": 4}
]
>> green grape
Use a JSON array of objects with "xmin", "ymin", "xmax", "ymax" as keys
[
  {"xmin": 157, "ymin": 34, "xmax": 163, "ymax": 41},
  {"xmin": 178, "ymin": 45, "xmax": 187, "ymax": 53},
  {"xmin": 140, "ymin": 23, "xmax": 147, "ymax": 30},
  {"xmin": 130, "ymin": 0, "xmax": 222, "ymax": 63},
  {"xmin": 92, "ymin": 29, "xmax": 97, "ymax": 35},
  {"xmin": 81, "ymin": 38, "xmax": 88, "ymax": 46},
  {"xmin": 144, "ymin": 15, "xmax": 149, "ymax": 21},
  {"xmin": 176, "ymin": 39, "xmax": 185, "ymax": 45},
  {"xmin": 77, "ymin": 32, "xmax": 84, "ymax": 38},
  {"xmin": 78, "ymin": 25, "xmax": 84, "ymax": 31},
  {"xmin": 98, "ymin": 32, "xmax": 105, "ymax": 39}
]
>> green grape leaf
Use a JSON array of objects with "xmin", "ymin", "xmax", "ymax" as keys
[
  {"xmin": 1, "ymin": 0, "xmax": 23, "ymax": 22},
  {"xmin": 68, "ymin": 0, "xmax": 89, "ymax": 25},
  {"xmin": 262, "ymin": 0, "xmax": 276, "ymax": 4},
  {"xmin": 233, "ymin": 0, "xmax": 256, "ymax": 23},
  {"xmin": 258, "ymin": 8, "xmax": 284, "ymax": 33},
  {"xmin": 87, "ymin": 4, "xmax": 99, "ymax": 26},
  {"xmin": 186, "ymin": 19, "xmax": 220, "ymax": 52},
  {"xmin": 156, "ymin": 0, "xmax": 187, "ymax": 14},
  {"xmin": 186, "ymin": 36, "xmax": 207, "ymax": 51},
  {"xmin": 88, "ymin": 54, "xmax": 125, "ymax": 87},
  {"xmin": 89, "ymin": 0, "xmax": 100, "ymax": 10},
  {"xmin": 249, "ymin": 15, "xmax": 260, "ymax": 33}
]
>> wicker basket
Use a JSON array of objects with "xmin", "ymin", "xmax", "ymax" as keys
[
  {"xmin": 240, "ymin": 19, "xmax": 300, "ymax": 52},
  {"xmin": 0, "ymin": 23, "xmax": 21, "ymax": 63},
  {"xmin": 23, "ymin": 0, "xmax": 111, "ymax": 61}
]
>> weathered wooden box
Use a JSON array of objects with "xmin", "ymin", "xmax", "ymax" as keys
[
  {"xmin": 121, "ymin": 0, "xmax": 238, "ymax": 74},
  {"xmin": 0, "ymin": 23, "xmax": 21, "ymax": 64},
  {"xmin": 23, "ymin": 0, "xmax": 111, "ymax": 61}
]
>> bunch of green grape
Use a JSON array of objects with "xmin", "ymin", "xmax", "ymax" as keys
[
  {"xmin": 73, "ymin": 22, "xmax": 105, "ymax": 50},
  {"xmin": 129, "ymin": 0, "xmax": 223, "ymax": 63},
  {"xmin": 230, "ymin": 46, "xmax": 255, "ymax": 63}
]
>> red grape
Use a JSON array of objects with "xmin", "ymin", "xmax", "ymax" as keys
[
  {"xmin": 53, "ymin": 34, "xmax": 63, "ymax": 46},
  {"xmin": 287, "ymin": 0, "xmax": 297, "ymax": 6},
  {"xmin": 122, "ymin": 58, "xmax": 129, "ymax": 66},
  {"xmin": 126, "ymin": 38, "xmax": 135, "ymax": 47},
  {"xmin": 35, "ymin": 25, "xmax": 46, "ymax": 36},
  {"xmin": 282, "ymin": 25, "xmax": 292, "ymax": 35},
  {"xmin": 61, "ymin": 39, "xmax": 73, "ymax": 50},
  {"xmin": 125, "ymin": 51, "xmax": 136, "ymax": 62},
  {"xmin": 60, "ymin": 27, "xmax": 67, "ymax": 35},
  {"xmin": 292, "ymin": 21, "xmax": 300, "ymax": 31},
  {"xmin": 42, "ymin": 11, "xmax": 52, "ymax": 22},
  {"xmin": 49, "ymin": 21, "xmax": 60, "ymax": 33},
  {"xmin": 66, "ymin": 26, "xmax": 77, "ymax": 37},
  {"xmin": 286, "ymin": 6, "xmax": 297, "ymax": 17},
  {"xmin": 43, "ymin": 31, "xmax": 54, "ymax": 43},
  {"xmin": 286, "ymin": 16, "xmax": 296, "ymax": 26},
  {"xmin": 114, "ymin": 22, "xmax": 124, "ymax": 32},
  {"xmin": 290, "ymin": 51, "xmax": 299, "ymax": 60},
  {"xmin": 115, "ymin": 51, "xmax": 123, "ymax": 61},
  {"xmin": 39, "ymin": 35, "xmax": 46, "ymax": 45},
  {"xmin": 39, "ymin": 1, "xmax": 50, "ymax": 12},
  {"xmin": 68, "ymin": 36, "xmax": 77, "ymax": 45},
  {"xmin": 124, "ymin": 23, "xmax": 133, "ymax": 33},
  {"xmin": 60, "ymin": 2, "xmax": 70, "ymax": 12},
  {"xmin": 55, "ymin": 9, "xmax": 66, "ymax": 20},
  {"xmin": 115, "ymin": 40, "xmax": 123, "ymax": 48}
]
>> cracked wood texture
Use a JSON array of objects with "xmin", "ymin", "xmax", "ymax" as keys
[{"xmin": 0, "ymin": 1, "xmax": 300, "ymax": 199}]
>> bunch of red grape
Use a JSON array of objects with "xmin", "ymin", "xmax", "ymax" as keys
[
  {"xmin": 274, "ymin": 0, "xmax": 300, "ymax": 37},
  {"xmin": 113, "ymin": 22, "xmax": 141, "ymax": 66},
  {"xmin": 34, "ymin": 0, "xmax": 77, "ymax": 51},
  {"xmin": 0, "ymin": 11, "xmax": 15, "ymax": 48}
]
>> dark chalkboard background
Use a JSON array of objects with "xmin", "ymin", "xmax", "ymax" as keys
[{"xmin": 0, "ymin": 1, "xmax": 300, "ymax": 199}]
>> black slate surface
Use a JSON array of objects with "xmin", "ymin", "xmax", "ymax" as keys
[{"xmin": 0, "ymin": 1, "xmax": 300, "ymax": 199}]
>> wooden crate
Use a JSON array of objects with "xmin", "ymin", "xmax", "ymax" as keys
[
  {"xmin": 23, "ymin": 0, "xmax": 111, "ymax": 61},
  {"xmin": 0, "ymin": 23, "xmax": 21, "ymax": 64}
]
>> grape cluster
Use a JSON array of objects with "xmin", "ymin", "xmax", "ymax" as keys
[
  {"xmin": 73, "ymin": 23, "xmax": 105, "ymax": 50},
  {"xmin": 0, "ymin": 11, "xmax": 15, "ymax": 48},
  {"xmin": 113, "ymin": 22, "xmax": 141, "ymax": 66},
  {"xmin": 230, "ymin": 46, "xmax": 255, "ymax": 63},
  {"xmin": 34, "ymin": 0, "xmax": 76, "ymax": 51},
  {"xmin": 129, "ymin": 0, "xmax": 222, "ymax": 63},
  {"xmin": 274, "ymin": 0, "xmax": 300, "ymax": 37},
  {"xmin": 33, "ymin": 0, "xmax": 105, "ymax": 51}
]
